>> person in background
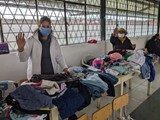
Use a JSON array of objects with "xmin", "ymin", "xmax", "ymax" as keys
[
  {"xmin": 110, "ymin": 28, "xmax": 136, "ymax": 87},
  {"xmin": 145, "ymin": 33, "xmax": 160, "ymax": 56},
  {"xmin": 16, "ymin": 16, "xmax": 70, "ymax": 79},
  {"xmin": 110, "ymin": 28, "xmax": 136, "ymax": 50}
]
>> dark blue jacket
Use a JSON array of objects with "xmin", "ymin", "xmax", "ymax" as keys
[
  {"xmin": 9, "ymin": 85, "xmax": 53, "ymax": 111},
  {"xmin": 52, "ymin": 89, "xmax": 84, "ymax": 119},
  {"xmin": 110, "ymin": 36, "xmax": 133, "ymax": 50},
  {"xmin": 146, "ymin": 59, "xmax": 156, "ymax": 82},
  {"xmin": 145, "ymin": 39, "xmax": 160, "ymax": 56}
]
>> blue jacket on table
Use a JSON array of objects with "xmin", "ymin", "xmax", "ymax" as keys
[{"xmin": 110, "ymin": 36, "xmax": 133, "ymax": 50}]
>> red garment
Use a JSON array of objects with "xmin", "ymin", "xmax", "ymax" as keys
[{"xmin": 87, "ymin": 39, "xmax": 97, "ymax": 43}]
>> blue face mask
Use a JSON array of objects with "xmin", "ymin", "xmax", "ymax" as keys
[
  {"xmin": 39, "ymin": 27, "xmax": 51, "ymax": 37},
  {"xmin": 118, "ymin": 33, "xmax": 125, "ymax": 38}
]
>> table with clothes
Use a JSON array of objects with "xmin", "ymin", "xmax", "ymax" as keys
[
  {"xmin": 1, "ymin": 68, "xmax": 122, "ymax": 120},
  {"xmin": 1, "ymin": 72, "xmax": 111, "ymax": 120},
  {"xmin": 1, "ymin": 74, "xmax": 87, "ymax": 120},
  {"xmin": 84, "ymin": 49, "xmax": 158, "ymax": 96},
  {"xmin": 81, "ymin": 49, "xmax": 158, "ymax": 118},
  {"xmin": 1, "ymin": 50, "xmax": 158, "ymax": 120}
]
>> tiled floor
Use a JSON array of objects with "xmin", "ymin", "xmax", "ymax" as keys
[{"xmin": 75, "ymin": 63, "xmax": 160, "ymax": 120}]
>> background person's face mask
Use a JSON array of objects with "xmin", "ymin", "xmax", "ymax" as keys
[
  {"xmin": 118, "ymin": 33, "xmax": 125, "ymax": 38},
  {"xmin": 39, "ymin": 27, "xmax": 51, "ymax": 37}
]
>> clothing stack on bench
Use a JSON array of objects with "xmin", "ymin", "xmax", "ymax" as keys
[{"xmin": 86, "ymin": 49, "xmax": 157, "ymax": 82}]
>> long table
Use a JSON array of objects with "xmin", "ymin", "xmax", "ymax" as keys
[
  {"xmin": 43, "ymin": 71, "xmax": 154, "ymax": 120},
  {"xmin": 96, "ymin": 71, "xmax": 153, "ymax": 118}
]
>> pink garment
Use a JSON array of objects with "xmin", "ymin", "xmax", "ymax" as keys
[
  {"xmin": 92, "ymin": 58, "xmax": 103, "ymax": 69},
  {"xmin": 57, "ymin": 83, "xmax": 67, "ymax": 93},
  {"xmin": 109, "ymin": 52, "xmax": 123, "ymax": 61}
]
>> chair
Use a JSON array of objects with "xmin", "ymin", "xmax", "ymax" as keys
[
  {"xmin": 0, "ymin": 80, "xmax": 18, "ymax": 99},
  {"xmin": 92, "ymin": 103, "xmax": 112, "ymax": 120},
  {"xmin": 77, "ymin": 113, "xmax": 89, "ymax": 120},
  {"xmin": 112, "ymin": 93, "xmax": 129, "ymax": 120},
  {"xmin": 49, "ymin": 106, "xmax": 59, "ymax": 120},
  {"xmin": 19, "ymin": 79, "xmax": 28, "ymax": 85},
  {"xmin": 81, "ymin": 55, "xmax": 95, "ymax": 67}
]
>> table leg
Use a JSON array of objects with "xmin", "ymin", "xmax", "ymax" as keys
[
  {"xmin": 96, "ymin": 98, "xmax": 101, "ymax": 108},
  {"xmin": 117, "ymin": 81, "xmax": 124, "ymax": 119},
  {"xmin": 119, "ymin": 82, "xmax": 124, "ymax": 118},
  {"xmin": 120, "ymin": 81, "xmax": 124, "ymax": 95},
  {"xmin": 129, "ymin": 79, "xmax": 132, "ymax": 89},
  {"xmin": 50, "ymin": 106, "xmax": 59, "ymax": 120},
  {"xmin": 147, "ymin": 82, "xmax": 152, "ymax": 96}
]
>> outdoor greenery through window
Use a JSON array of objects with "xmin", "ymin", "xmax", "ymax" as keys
[{"xmin": 0, "ymin": 0, "xmax": 159, "ymax": 50}]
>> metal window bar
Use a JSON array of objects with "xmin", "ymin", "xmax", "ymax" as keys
[
  {"xmin": 85, "ymin": 0, "xmax": 87, "ymax": 42},
  {"xmin": 157, "ymin": 2, "xmax": 160, "ymax": 34},
  {"xmin": 141, "ymin": 0, "xmax": 144, "ymax": 36},
  {"xmin": 100, "ymin": 0, "xmax": 106, "ymax": 41},
  {"xmin": 116, "ymin": 0, "xmax": 118, "ymax": 28},
  {"xmin": 126, "ymin": 0, "xmax": 128, "ymax": 31},
  {"xmin": 64, "ymin": 1, "xmax": 68, "ymax": 45},
  {"xmin": 154, "ymin": 6, "xmax": 158, "ymax": 34},
  {"xmin": 0, "ymin": 18, "xmax": 4, "ymax": 42},
  {"xmin": 134, "ymin": 0, "xmax": 137, "ymax": 37},
  {"xmin": 152, "ymin": 2, "xmax": 155, "ymax": 35},
  {"xmin": 35, "ymin": 0, "xmax": 39, "ymax": 22},
  {"xmin": 147, "ymin": 2, "xmax": 150, "ymax": 36}
]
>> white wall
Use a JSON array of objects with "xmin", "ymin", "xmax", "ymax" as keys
[
  {"xmin": 0, "ymin": 36, "xmax": 151, "ymax": 82},
  {"xmin": 0, "ymin": 53, "xmax": 28, "ymax": 82}
]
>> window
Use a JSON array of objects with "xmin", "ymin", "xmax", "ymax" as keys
[
  {"xmin": 65, "ymin": 3, "xmax": 86, "ymax": 44},
  {"xmin": 0, "ymin": 0, "xmax": 101, "ymax": 50},
  {"xmin": 106, "ymin": 0, "xmax": 117, "ymax": 39},
  {"xmin": 0, "ymin": 0, "xmax": 159, "ymax": 50},
  {"xmin": 106, "ymin": 0, "xmax": 158, "ymax": 39},
  {"xmin": 1, "ymin": 0, "xmax": 37, "ymax": 50},
  {"xmin": 86, "ymin": 6, "xmax": 100, "ymax": 41},
  {"xmin": 153, "ymin": 4, "xmax": 158, "ymax": 34}
]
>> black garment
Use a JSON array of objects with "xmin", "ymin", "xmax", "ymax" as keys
[
  {"xmin": 107, "ymin": 49, "xmax": 127, "ymax": 56},
  {"xmin": 31, "ymin": 73, "xmax": 68, "ymax": 83},
  {"xmin": 110, "ymin": 36, "xmax": 133, "ymax": 50},
  {"xmin": 68, "ymin": 114, "xmax": 78, "ymax": 120},
  {"xmin": 98, "ymin": 74, "xmax": 115, "ymax": 97},
  {"xmin": 52, "ymin": 89, "xmax": 84, "ymax": 119},
  {"xmin": 38, "ymin": 30, "xmax": 54, "ymax": 75},
  {"xmin": 31, "ymin": 74, "xmax": 79, "ymax": 84},
  {"xmin": 86, "ymin": 58, "xmax": 95, "ymax": 66},
  {"xmin": 66, "ymin": 81, "xmax": 91, "ymax": 110},
  {"xmin": 145, "ymin": 39, "xmax": 160, "ymax": 56}
]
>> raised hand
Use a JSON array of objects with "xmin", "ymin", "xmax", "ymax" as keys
[
  {"xmin": 113, "ymin": 28, "xmax": 118, "ymax": 37},
  {"xmin": 16, "ymin": 32, "xmax": 25, "ymax": 52}
]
